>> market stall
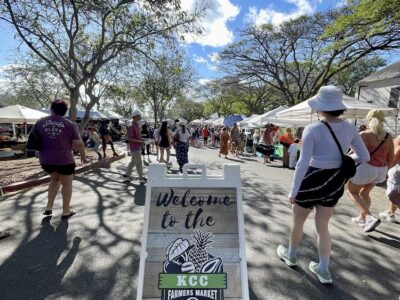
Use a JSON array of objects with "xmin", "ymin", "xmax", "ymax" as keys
[{"xmin": 276, "ymin": 95, "xmax": 397, "ymax": 123}]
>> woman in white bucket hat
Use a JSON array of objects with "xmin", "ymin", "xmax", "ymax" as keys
[{"xmin": 277, "ymin": 86, "xmax": 370, "ymax": 284}]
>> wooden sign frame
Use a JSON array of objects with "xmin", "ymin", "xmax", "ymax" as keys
[{"xmin": 137, "ymin": 164, "xmax": 249, "ymax": 300}]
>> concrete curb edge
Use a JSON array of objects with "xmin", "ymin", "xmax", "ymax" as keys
[{"xmin": 0, "ymin": 154, "xmax": 126, "ymax": 195}]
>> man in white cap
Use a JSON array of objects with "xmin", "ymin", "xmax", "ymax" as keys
[{"xmin": 123, "ymin": 110, "xmax": 146, "ymax": 183}]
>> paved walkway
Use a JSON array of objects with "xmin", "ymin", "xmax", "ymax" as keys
[{"xmin": 0, "ymin": 146, "xmax": 399, "ymax": 299}]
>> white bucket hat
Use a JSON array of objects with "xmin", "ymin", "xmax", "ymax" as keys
[
  {"xmin": 308, "ymin": 86, "xmax": 346, "ymax": 112},
  {"xmin": 132, "ymin": 110, "xmax": 141, "ymax": 117}
]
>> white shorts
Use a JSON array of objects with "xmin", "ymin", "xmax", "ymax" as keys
[{"xmin": 350, "ymin": 162, "xmax": 387, "ymax": 185}]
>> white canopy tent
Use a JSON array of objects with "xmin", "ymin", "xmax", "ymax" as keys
[
  {"xmin": 212, "ymin": 117, "xmax": 225, "ymax": 126},
  {"xmin": 276, "ymin": 95, "xmax": 397, "ymax": 123},
  {"xmin": 0, "ymin": 105, "xmax": 49, "ymax": 124},
  {"xmin": 250, "ymin": 106, "xmax": 288, "ymax": 128},
  {"xmin": 190, "ymin": 119, "xmax": 202, "ymax": 125},
  {"xmin": 237, "ymin": 114, "xmax": 259, "ymax": 128},
  {"xmin": 203, "ymin": 119, "xmax": 215, "ymax": 126}
]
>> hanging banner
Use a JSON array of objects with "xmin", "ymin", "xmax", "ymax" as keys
[{"xmin": 137, "ymin": 164, "xmax": 249, "ymax": 300}]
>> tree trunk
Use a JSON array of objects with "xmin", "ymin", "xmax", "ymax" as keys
[
  {"xmin": 79, "ymin": 92, "xmax": 100, "ymax": 133},
  {"xmin": 154, "ymin": 107, "xmax": 158, "ymax": 127},
  {"xmin": 69, "ymin": 87, "xmax": 80, "ymax": 122}
]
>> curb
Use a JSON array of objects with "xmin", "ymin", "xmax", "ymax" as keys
[{"xmin": 0, "ymin": 154, "xmax": 126, "ymax": 195}]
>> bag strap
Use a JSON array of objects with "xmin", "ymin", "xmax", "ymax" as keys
[
  {"xmin": 321, "ymin": 121, "xmax": 345, "ymax": 156},
  {"xmin": 369, "ymin": 133, "xmax": 389, "ymax": 157}
]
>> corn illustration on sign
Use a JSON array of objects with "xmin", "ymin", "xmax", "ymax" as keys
[{"xmin": 137, "ymin": 164, "xmax": 249, "ymax": 300}]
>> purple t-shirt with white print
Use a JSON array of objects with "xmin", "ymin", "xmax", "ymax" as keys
[{"xmin": 36, "ymin": 115, "xmax": 80, "ymax": 165}]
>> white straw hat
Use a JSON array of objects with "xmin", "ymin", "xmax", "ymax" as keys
[{"xmin": 308, "ymin": 86, "xmax": 346, "ymax": 112}]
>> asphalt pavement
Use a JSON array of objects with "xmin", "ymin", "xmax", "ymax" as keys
[{"xmin": 0, "ymin": 145, "xmax": 399, "ymax": 299}]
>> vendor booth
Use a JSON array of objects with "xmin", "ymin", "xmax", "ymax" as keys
[
  {"xmin": 0, "ymin": 105, "xmax": 49, "ymax": 124},
  {"xmin": 276, "ymin": 95, "xmax": 397, "ymax": 123}
]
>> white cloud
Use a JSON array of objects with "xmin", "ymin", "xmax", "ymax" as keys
[
  {"xmin": 199, "ymin": 78, "xmax": 211, "ymax": 85},
  {"xmin": 182, "ymin": 0, "xmax": 240, "ymax": 47},
  {"xmin": 246, "ymin": 0, "xmax": 315, "ymax": 26},
  {"xmin": 335, "ymin": 0, "xmax": 348, "ymax": 7},
  {"xmin": 193, "ymin": 54, "xmax": 219, "ymax": 72},
  {"xmin": 208, "ymin": 52, "xmax": 220, "ymax": 63},
  {"xmin": 193, "ymin": 54, "xmax": 207, "ymax": 64}
]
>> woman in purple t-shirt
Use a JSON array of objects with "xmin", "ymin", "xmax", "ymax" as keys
[{"xmin": 34, "ymin": 100, "xmax": 87, "ymax": 219}]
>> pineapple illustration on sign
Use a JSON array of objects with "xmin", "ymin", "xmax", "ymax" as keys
[
  {"xmin": 159, "ymin": 230, "xmax": 226, "ymax": 300},
  {"xmin": 188, "ymin": 230, "xmax": 214, "ymax": 272}
]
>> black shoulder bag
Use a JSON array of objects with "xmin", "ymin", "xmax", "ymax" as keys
[
  {"xmin": 322, "ymin": 121, "xmax": 357, "ymax": 181},
  {"xmin": 322, "ymin": 121, "xmax": 389, "ymax": 182},
  {"xmin": 26, "ymin": 123, "xmax": 41, "ymax": 151}
]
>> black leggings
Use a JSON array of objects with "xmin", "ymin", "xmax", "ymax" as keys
[
  {"xmin": 142, "ymin": 144, "xmax": 150, "ymax": 155},
  {"xmin": 102, "ymin": 138, "xmax": 116, "ymax": 156}
]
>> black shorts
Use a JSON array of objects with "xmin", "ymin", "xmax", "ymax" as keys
[
  {"xmin": 295, "ymin": 167, "xmax": 345, "ymax": 209},
  {"xmin": 203, "ymin": 137, "xmax": 208, "ymax": 141},
  {"xmin": 41, "ymin": 163, "xmax": 76, "ymax": 175}
]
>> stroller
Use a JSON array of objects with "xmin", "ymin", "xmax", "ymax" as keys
[{"xmin": 255, "ymin": 144, "xmax": 275, "ymax": 161}]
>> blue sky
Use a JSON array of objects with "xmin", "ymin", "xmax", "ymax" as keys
[{"xmin": 1, "ymin": 0, "xmax": 399, "ymax": 83}]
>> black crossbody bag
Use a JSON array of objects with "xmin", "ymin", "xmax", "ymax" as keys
[{"xmin": 322, "ymin": 121, "xmax": 388, "ymax": 182}]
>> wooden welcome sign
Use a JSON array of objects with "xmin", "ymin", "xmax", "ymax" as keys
[{"xmin": 137, "ymin": 164, "xmax": 249, "ymax": 300}]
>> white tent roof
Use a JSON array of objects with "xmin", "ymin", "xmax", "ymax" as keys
[
  {"xmin": 276, "ymin": 95, "xmax": 397, "ymax": 122},
  {"xmin": 358, "ymin": 60, "xmax": 400, "ymax": 85},
  {"xmin": 250, "ymin": 106, "xmax": 287, "ymax": 125},
  {"xmin": 0, "ymin": 105, "xmax": 49, "ymax": 124},
  {"xmin": 190, "ymin": 119, "xmax": 202, "ymax": 124},
  {"xmin": 212, "ymin": 117, "xmax": 225, "ymax": 126},
  {"xmin": 237, "ymin": 114, "xmax": 259, "ymax": 127}
]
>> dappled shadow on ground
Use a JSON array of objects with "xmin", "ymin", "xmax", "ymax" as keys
[
  {"xmin": 1, "ymin": 149, "xmax": 399, "ymax": 299},
  {"xmin": 0, "ymin": 162, "xmax": 142, "ymax": 299},
  {"xmin": 240, "ymin": 165, "xmax": 400, "ymax": 300},
  {"xmin": 0, "ymin": 217, "xmax": 80, "ymax": 299}
]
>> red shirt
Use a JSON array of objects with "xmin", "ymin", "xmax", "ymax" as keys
[
  {"xmin": 127, "ymin": 122, "xmax": 141, "ymax": 151},
  {"xmin": 202, "ymin": 128, "xmax": 209, "ymax": 138}
]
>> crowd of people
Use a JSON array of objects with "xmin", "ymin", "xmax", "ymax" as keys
[{"xmin": 1, "ymin": 88, "xmax": 399, "ymax": 289}]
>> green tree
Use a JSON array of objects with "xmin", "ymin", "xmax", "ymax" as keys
[
  {"xmin": 331, "ymin": 56, "xmax": 386, "ymax": 96},
  {"xmin": 0, "ymin": 60, "xmax": 68, "ymax": 108},
  {"xmin": 220, "ymin": 9, "xmax": 400, "ymax": 106},
  {"xmin": 134, "ymin": 49, "xmax": 194, "ymax": 124},
  {"xmin": 0, "ymin": 0, "xmax": 204, "ymax": 129},
  {"xmin": 169, "ymin": 97, "xmax": 204, "ymax": 123},
  {"xmin": 102, "ymin": 84, "xmax": 140, "ymax": 119},
  {"xmin": 324, "ymin": 0, "xmax": 400, "ymax": 41}
]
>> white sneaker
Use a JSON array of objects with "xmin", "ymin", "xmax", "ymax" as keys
[
  {"xmin": 364, "ymin": 216, "xmax": 381, "ymax": 233},
  {"xmin": 351, "ymin": 216, "xmax": 366, "ymax": 228},
  {"xmin": 379, "ymin": 211, "xmax": 396, "ymax": 223}
]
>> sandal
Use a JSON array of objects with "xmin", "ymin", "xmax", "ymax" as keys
[
  {"xmin": 0, "ymin": 231, "xmax": 10, "ymax": 240},
  {"xmin": 61, "ymin": 211, "xmax": 76, "ymax": 219},
  {"xmin": 43, "ymin": 209, "xmax": 52, "ymax": 216}
]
